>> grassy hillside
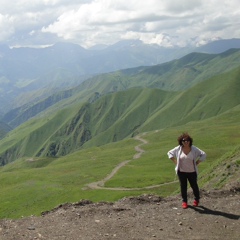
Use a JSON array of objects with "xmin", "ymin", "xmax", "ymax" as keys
[
  {"xmin": 0, "ymin": 88, "xmax": 175, "ymax": 164},
  {"xmin": 3, "ymin": 49, "xmax": 240, "ymax": 128},
  {"xmin": 0, "ymin": 65, "xmax": 240, "ymax": 165},
  {"xmin": 0, "ymin": 105, "xmax": 239, "ymax": 219},
  {"xmin": 80, "ymin": 48, "xmax": 240, "ymax": 92},
  {"xmin": 139, "ymin": 65, "xmax": 240, "ymax": 131},
  {"xmin": 0, "ymin": 121, "xmax": 12, "ymax": 139},
  {"xmin": 3, "ymin": 88, "xmax": 75, "ymax": 128},
  {"xmin": 0, "ymin": 48, "xmax": 239, "ymax": 220},
  {"xmin": 0, "ymin": 104, "xmax": 83, "ymax": 165}
]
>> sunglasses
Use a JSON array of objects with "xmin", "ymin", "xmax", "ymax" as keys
[{"xmin": 182, "ymin": 139, "xmax": 190, "ymax": 142}]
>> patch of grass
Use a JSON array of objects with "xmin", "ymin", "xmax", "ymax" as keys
[{"xmin": 0, "ymin": 138, "xmax": 138, "ymax": 218}]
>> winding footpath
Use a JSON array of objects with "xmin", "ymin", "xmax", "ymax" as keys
[{"xmin": 84, "ymin": 135, "xmax": 177, "ymax": 191}]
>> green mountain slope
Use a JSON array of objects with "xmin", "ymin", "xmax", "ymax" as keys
[
  {"xmin": 0, "ymin": 103, "xmax": 239, "ymax": 219},
  {"xmin": 81, "ymin": 48, "xmax": 240, "ymax": 92},
  {"xmin": 0, "ymin": 65, "xmax": 240, "ymax": 165},
  {"xmin": 3, "ymin": 49, "xmax": 240, "ymax": 128},
  {"xmin": 3, "ymin": 88, "xmax": 75, "ymax": 128},
  {"xmin": 139, "ymin": 65, "xmax": 240, "ymax": 131},
  {"xmin": 0, "ymin": 88, "xmax": 174, "ymax": 164},
  {"xmin": 0, "ymin": 104, "xmax": 82, "ymax": 165},
  {"xmin": 0, "ymin": 121, "xmax": 12, "ymax": 139}
]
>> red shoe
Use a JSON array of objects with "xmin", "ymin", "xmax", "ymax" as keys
[
  {"xmin": 182, "ymin": 202, "xmax": 188, "ymax": 209},
  {"xmin": 193, "ymin": 200, "xmax": 199, "ymax": 207}
]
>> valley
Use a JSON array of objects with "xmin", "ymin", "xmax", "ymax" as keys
[{"xmin": 0, "ymin": 40, "xmax": 239, "ymax": 229}]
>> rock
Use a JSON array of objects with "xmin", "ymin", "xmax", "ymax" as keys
[{"xmin": 27, "ymin": 226, "xmax": 35, "ymax": 230}]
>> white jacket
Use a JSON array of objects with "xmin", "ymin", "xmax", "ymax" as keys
[{"xmin": 167, "ymin": 145, "xmax": 206, "ymax": 174}]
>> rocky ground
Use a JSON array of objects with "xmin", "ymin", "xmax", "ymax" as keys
[{"xmin": 0, "ymin": 185, "xmax": 239, "ymax": 240}]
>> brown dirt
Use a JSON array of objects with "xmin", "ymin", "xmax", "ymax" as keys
[{"xmin": 0, "ymin": 186, "xmax": 239, "ymax": 240}]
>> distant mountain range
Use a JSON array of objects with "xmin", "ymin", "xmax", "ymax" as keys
[
  {"xmin": 0, "ymin": 38, "xmax": 240, "ymax": 115},
  {"xmin": 0, "ymin": 47, "xmax": 240, "ymax": 165}
]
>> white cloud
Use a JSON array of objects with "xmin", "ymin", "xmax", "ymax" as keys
[
  {"xmin": 164, "ymin": 0, "xmax": 202, "ymax": 13},
  {"xmin": 0, "ymin": 14, "xmax": 15, "ymax": 42},
  {"xmin": 0, "ymin": 0, "xmax": 239, "ymax": 48}
]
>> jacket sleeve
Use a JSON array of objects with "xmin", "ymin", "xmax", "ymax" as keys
[
  {"xmin": 167, "ymin": 147, "xmax": 178, "ymax": 159},
  {"xmin": 194, "ymin": 146, "xmax": 206, "ymax": 161}
]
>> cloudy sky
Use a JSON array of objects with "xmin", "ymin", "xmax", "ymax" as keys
[{"xmin": 0, "ymin": 0, "xmax": 239, "ymax": 48}]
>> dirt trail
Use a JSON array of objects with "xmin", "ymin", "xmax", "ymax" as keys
[{"xmin": 85, "ymin": 135, "xmax": 177, "ymax": 191}]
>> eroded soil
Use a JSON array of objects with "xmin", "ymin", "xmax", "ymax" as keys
[{"xmin": 0, "ymin": 186, "xmax": 239, "ymax": 240}]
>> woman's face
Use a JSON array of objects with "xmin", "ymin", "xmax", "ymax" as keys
[{"xmin": 182, "ymin": 138, "xmax": 190, "ymax": 146}]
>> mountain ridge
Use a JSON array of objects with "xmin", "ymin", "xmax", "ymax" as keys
[
  {"xmin": 2, "ymin": 48, "xmax": 240, "ymax": 129},
  {"xmin": 0, "ymin": 63, "xmax": 240, "ymax": 165},
  {"xmin": 1, "ymin": 38, "xmax": 240, "ymax": 114}
]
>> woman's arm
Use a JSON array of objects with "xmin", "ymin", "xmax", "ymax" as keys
[
  {"xmin": 170, "ymin": 157, "xmax": 177, "ymax": 165},
  {"xmin": 167, "ymin": 146, "xmax": 179, "ymax": 164},
  {"xmin": 193, "ymin": 146, "xmax": 206, "ymax": 161}
]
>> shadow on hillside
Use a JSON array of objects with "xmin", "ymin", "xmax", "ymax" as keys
[{"xmin": 189, "ymin": 206, "xmax": 240, "ymax": 220}]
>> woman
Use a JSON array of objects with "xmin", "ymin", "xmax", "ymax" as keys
[{"xmin": 167, "ymin": 133, "xmax": 206, "ymax": 209}]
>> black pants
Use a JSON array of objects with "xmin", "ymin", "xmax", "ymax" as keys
[{"xmin": 177, "ymin": 170, "xmax": 200, "ymax": 203}]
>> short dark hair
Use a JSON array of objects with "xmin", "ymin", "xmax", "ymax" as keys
[{"xmin": 177, "ymin": 132, "xmax": 193, "ymax": 146}]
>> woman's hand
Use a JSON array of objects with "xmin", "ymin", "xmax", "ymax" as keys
[{"xmin": 171, "ymin": 157, "xmax": 177, "ymax": 165}]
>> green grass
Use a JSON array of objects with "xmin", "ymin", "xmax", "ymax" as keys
[
  {"xmin": 1, "ymin": 65, "xmax": 240, "ymax": 166},
  {"xmin": 0, "ymin": 106, "xmax": 240, "ymax": 219},
  {"xmin": 0, "ymin": 138, "xmax": 141, "ymax": 218}
]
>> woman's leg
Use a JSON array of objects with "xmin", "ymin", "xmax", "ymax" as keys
[
  {"xmin": 177, "ymin": 171, "xmax": 188, "ymax": 202},
  {"xmin": 187, "ymin": 172, "xmax": 200, "ymax": 201}
]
